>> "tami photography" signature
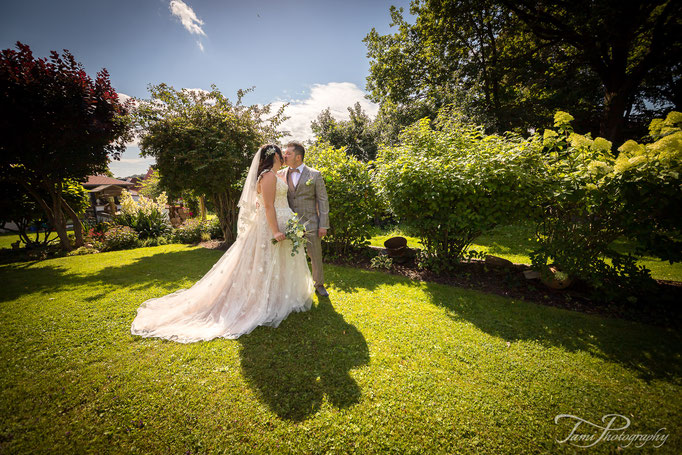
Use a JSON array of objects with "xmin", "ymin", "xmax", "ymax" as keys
[{"xmin": 554, "ymin": 413, "xmax": 669, "ymax": 448}]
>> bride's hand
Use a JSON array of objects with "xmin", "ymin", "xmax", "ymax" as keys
[{"xmin": 274, "ymin": 232, "xmax": 286, "ymax": 242}]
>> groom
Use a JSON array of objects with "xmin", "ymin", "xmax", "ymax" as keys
[{"xmin": 280, "ymin": 141, "xmax": 330, "ymax": 297}]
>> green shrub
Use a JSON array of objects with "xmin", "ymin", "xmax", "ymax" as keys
[
  {"xmin": 375, "ymin": 107, "xmax": 545, "ymax": 271},
  {"xmin": 67, "ymin": 245, "xmax": 99, "ymax": 256},
  {"xmin": 306, "ymin": 144, "xmax": 384, "ymax": 255},
  {"xmin": 89, "ymin": 239, "xmax": 105, "ymax": 251},
  {"xmin": 115, "ymin": 190, "xmax": 172, "ymax": 240},
  {"xmin": 173, "ymin": 218, "xmax": 204, "ymax": 244},
  {"xmin": 203, "ymin": 217, "xmax": 223, "ymax": 240},
  {"xmin": 139, "ymin": 236, "xmax": 173, "ymax": 247},
  {"xmin": 529, "ymin": 110, "xmax": 682, "ymax": 300},
  {"xmin": 103, "ymin": 225, "xmax": 139, "ymax": 251},
  {"xmin": 370, "ymin": 254, "xmax": 393, "ymax": 269}
]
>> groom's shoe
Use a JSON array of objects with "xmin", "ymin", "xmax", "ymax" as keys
[{"xmin": 315, "ymin": 285, "xmax": 329, "ymax": 297}]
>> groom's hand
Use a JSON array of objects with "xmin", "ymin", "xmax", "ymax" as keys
[{"xmin": 318, "ymin": 228, "xmax": 327, "ymax": 238}]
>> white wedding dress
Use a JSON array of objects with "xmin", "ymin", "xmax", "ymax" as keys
[{"xmin": 130, "ymin": 172, "xmax": 314, "ymax": 343}]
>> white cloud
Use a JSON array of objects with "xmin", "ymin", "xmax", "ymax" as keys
[
  {"xmin": 271, "ymin": 82, "xmax": 379, "ymax": 142},
  {"xmin": 117, "ymin": 92, "xmax": 132, "ymax": 104},
  {"xmin": 109, "ymin": 146, "xmax": 155, "ymax": 178},
  {"xmin": 169, "ymin": 0, "xmax": 206, "ymax": 36},
  {"xmin": 197, "ymin": 41, "xmax": 204, "ymax": 52},
  {"xmin": 118, "ymin": 158, "xmax": 151, "ymax": 164},
  {"xmin": 183, "ymin": 87, "xmax": 210, "ymax": 96}
]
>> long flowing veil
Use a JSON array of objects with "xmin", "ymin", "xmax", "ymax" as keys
[
  {"xmin": 130, "ymin": 146, "xmax": 314, "ymax": 343},
  {"xmin": 236, "ymin": 148, "xmax": 262, "ymax": 237}
]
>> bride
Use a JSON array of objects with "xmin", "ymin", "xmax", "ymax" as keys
[{"xmin": 130, "ymin": 144, "xmax": 314, "ymax": 343}]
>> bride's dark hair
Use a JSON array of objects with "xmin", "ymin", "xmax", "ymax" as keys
[{"xmin": 256, "ymin": 144, "xmax": 283, "ymax": 180}]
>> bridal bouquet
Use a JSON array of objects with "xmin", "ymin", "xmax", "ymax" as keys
[{"xmin": 273, "ymin": 213, "xmax": 308, "ymax": 256}]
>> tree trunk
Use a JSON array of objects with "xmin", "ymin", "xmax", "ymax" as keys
[
  {"xmin": 60, "ymin": 195, "xmax": 84, "ymax": 247},
  {"xmin": 601, "ymin": 88, "xmax": 629, "ymax": 144},
  {"xmin": 211, "ymin": 190, "xmax": 238, "ymax": 244},
  {"xmin": 20, "ymin": 180, "xmax": 72, "ymax": 251},
  {"xmin": 199, "ymin": 195, "xmax": 207, "ymax": 221},
  {"xmin": 49, "ymin": 187, "xmax": 72, "ymax": 251}
]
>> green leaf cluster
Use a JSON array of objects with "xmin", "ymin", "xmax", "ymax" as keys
[
  {"xmin": 305, "ymin": 144, "xmax": 384, "ymax": 255},
  {"xmin": 531, "ymin": 111, "xmax": 682, "ymax": 300},
  {"xmin": 133, "ymin": 84, "xmax": 287, "ymax": 242},
  {"xmin": 374, "ymin": 107, "xmax": 545, "ymax": 269}
]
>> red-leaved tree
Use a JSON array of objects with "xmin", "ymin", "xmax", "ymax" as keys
[{"xmin": 0, "ymin": 42, "xmax": 132, "ymax": 250}]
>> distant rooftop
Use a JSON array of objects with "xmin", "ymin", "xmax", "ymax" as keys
[{"xmin": 83, "ymin": 175, "xmax": 134, "ymax": 187}]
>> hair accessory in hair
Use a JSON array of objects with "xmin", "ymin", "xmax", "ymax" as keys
[{"xmin": 264, "ymin": 146, "xmax": 277, "ymax": 158}]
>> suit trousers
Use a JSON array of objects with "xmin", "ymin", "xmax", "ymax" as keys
[{"xmin": 304, "ymin": 230, "xmax": 324, "ymax": 287}]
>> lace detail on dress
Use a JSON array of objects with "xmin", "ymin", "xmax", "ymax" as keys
[{"xmin": 256, "ymin": 174, "xmax": 291, "ymax": 211}]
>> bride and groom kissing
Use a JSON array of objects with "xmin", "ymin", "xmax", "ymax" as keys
[{"xmin": 130, "ymin": 141, "xmax": 330, "ymax": 343}]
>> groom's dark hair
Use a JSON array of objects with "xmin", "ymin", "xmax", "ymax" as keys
[{"xmin": 285, "ymin": 141, "xmax": 305, "ymax": 160}]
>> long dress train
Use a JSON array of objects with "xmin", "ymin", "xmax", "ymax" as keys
[{"xmin": 130, "ymin": 176, "xmax": 314, "ymax": 343}]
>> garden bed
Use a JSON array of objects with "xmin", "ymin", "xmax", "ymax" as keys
[{"xmin": 325, "ymin": 247, "xmax": 682, "ymax": 330}]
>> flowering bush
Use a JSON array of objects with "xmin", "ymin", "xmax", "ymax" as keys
[
  {"xmin": 87, "ymin": 228, "xmax": 106, "ymax": 242},
  {"xmin": 530, "ymin": 110, "xmax": 682, "ymax": 301},
  {"xmin": 83, "ymin": 220, "xmax": 113, "ymax": 243},
  {"xmin": 103, "ymin": 225, "xmax": 139, "ymax": 251},
  {"xmin": 375, "ymin": 107, "xmax": 545, "ymax": 270},
  {"xmin": 115, "ymin": 190, "xmax": 171, "ymax": 239}
]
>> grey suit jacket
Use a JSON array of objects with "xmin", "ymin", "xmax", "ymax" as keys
[{"xmin": 279, "ymin": 165, "xmax": 330, "ymax": 232}]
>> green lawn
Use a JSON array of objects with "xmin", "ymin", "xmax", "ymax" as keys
[
  {"xmin": 0, "ymin": 230, "xmax": 72, "ymax": 250},
  {"xmin": 0, "ymin": 245, "xmax": 679, "ymax": 453},
  {"xmin": 369, "ymin": 223, "xmax": 682, "ymax": 281}
]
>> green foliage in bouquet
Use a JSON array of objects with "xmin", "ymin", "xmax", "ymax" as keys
[{"xmin": 272, "ymin": 214, "xmax": 307, "ymax": 257}]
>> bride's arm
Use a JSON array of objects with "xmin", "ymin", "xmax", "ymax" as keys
[{"xmin": 259, "ymin": 172, "xmax": 286, "ymax": 242}]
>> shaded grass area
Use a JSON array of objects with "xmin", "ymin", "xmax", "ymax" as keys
[
  {"xmin": 369, "ymin": 223, "xmax": 682, "ymax": 281},
  {"xmin": 0, "ymin": 245, "xmax": 680, "ymax": 453}
]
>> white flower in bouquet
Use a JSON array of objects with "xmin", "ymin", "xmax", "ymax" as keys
[{"xmin": 272, "ymin": 214, "xmax": 308, "ymax": 256}]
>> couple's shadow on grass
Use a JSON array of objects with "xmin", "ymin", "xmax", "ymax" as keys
[{"xmin": 237, "ymin": 296, "xmax": 369, "ymax": 422}]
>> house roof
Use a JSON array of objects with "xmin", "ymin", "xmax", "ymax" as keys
[{"xmin": 83, "ymin": 175, "xmax": 134, "ymax": 187}]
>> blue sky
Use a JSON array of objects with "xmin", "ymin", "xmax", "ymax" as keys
[{"xmin": 1, "ymin": 0, "xmax": 411, "ymax": 177}]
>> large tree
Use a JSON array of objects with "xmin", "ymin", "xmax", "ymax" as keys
[
  {"xmin": 502, "ymin": 0, "xmax": 681, "ymax": 143},
  {"xmin": 133, "ymin": 84, "xmax": 286, "ymax": 243},
  {"xmin": 0, "ymin": 42, "xmax": 132, "ymax": 250},
  {"xmin": 365, "ymin": 0, "xmax": 679, "ymax": 143},
  {"xmin": 311, "ymin": 103, "xmax": 379, "ymax": 161}
]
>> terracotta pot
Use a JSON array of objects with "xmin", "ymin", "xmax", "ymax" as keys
[{"xmin": 541, "ymin": 266, "xmax": 573, "ymax": 290}]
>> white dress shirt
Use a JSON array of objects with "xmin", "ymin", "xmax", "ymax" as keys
[{"xmin": 290, "ymin": 163, "xmax": 306, "ymax": 187}]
